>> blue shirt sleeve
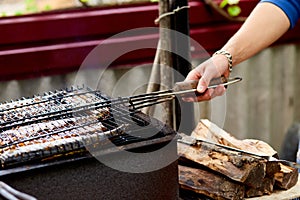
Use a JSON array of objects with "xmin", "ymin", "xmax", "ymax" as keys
[{"xmin": 260, "ymin": 0, "xmax": 300, "ymax": 29}]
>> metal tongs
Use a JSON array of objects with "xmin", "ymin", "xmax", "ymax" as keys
[
  {"xmin": 170, "ymin": 76, "xmax": 242, "ymax": 96},
  {"xmin": 127, "ymin": 76, "xmax": 242, "ymax": 110}
]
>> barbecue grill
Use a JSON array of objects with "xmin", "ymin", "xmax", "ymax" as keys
[{"xmin": 0, "ymin": 85, "xmax": 179, "ymax": 199}]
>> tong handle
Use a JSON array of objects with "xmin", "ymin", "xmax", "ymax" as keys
[{"xmin": 173, "ymin": 76, "xmax": 227, "ymax": 92}]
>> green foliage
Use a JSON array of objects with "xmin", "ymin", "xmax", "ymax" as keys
[
  {"xmin": 44, "ymin": 5, "xmax": 52, "ymax": 11},
  {"xmin": 227, "ymin": 5, "xmax": 241, "ymax": 17},
  {"xmin": 219, "ymin": 0, "xmax": 241, "ymax": 17},
  {"xmin": 10, "ymin": 0, "xmax": 49, "ymax": 17},
  {"xmin": 220, "ymin": 0, "xmax": 228, "ymax": 9},
  {"xmin": 14, "ymin": 11, "xmax": 23, "ymax": 16},
  {"xmin": 25, "ymin": 0, "xmax": 38, "ymax": 13}
]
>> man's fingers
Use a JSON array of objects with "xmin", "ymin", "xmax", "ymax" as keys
[
  {"xmin": 185, "ymin": 66, "xmax": 202, "ymax": 80},
  {"xmin": 184, "ymin": 56, "xmax": 228, "ymax": 101},
  {"xmin": 196, "ymin": 79, "xmax": 207, "ymax": 93},
  {"xmin": 197, "ymin": 69, "xmax": 216, "ymax": 93},
  {"xmin": 182, "ymin": 85, "xmax": 226, "ymax": 102},
  {"xmin": 209, "ymin": 85, "xmax": 226, "ymax": 99}
]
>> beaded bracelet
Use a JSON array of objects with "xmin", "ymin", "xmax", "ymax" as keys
[{"xmin": 213, "ymin": 50, "xmax": 233, "ymax": 72}]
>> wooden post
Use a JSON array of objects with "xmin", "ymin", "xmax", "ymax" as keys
[
  {"xmin": 158, "ymin": 0, "xmax": 174, "ymax": 128},
  {"xmin": 142, "ymin": 41, "xmax": 161, "ymax": 116},
  {"xmin": 169, "ymin": 0, "xmax": 194, "ymax": 134}
]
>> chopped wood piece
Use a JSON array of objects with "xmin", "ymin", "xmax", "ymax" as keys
[
  {"xmin": 178, "ymin": 141, "xmax": 267, "ymax": 186},
  {"xmin": 245, "ymin": 177, "xmax": 275, "ymax": 198},
  {"xmin": 274, "ymin": 163, "xmax": 299, "ymax": 190},
  {"xmin": 179, "ymin": 165, "xmax": 245, "ymax": 200},
  {"xmin": 243, "ymin": 161, "xmax": 266, "ymax": 188},
  {"xmin": 266, "ymin": 161, "xmax": 281, "ymax": 177},
  {"xmin": 191, "ymin": 119, "xmax": 277, "ymax": 157}
]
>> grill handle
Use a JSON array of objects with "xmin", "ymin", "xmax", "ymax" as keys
[{"xmin": 173, "ymin": 76, "xmax": 227, "ymax": 92}]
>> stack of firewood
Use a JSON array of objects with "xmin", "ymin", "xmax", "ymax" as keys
[{"xmin": 178, "ymin": 119, "xmax": 299, "ymax": 200}]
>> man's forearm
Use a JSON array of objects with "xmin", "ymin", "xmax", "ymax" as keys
[{"xmin": 222, "ymin": 2, "xmax": 290, "ymax": 66}]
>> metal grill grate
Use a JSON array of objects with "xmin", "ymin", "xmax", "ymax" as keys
[{"xmin": 0, "ymin": 86, "xmax": 172, "ymax": 168}]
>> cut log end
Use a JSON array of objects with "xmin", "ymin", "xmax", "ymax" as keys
[{"xmin": 274, "ymin": 163, "xmax": 299, "ymax": 190}]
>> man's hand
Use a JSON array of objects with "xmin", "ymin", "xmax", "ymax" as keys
[{"xmin": 184, "ymin": 54, "xmax": 230, "ymax": 102}]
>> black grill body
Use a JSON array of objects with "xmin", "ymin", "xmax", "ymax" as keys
[{"xmin": 0, "ymin": 86, "xmax": 179, "ymax": 200}]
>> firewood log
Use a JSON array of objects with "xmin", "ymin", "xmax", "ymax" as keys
[
  {"xmin": 178, "ymin": 120, "xmax": 299, "ymax": 199},
  {"xmin": 178, "ymin": 141, "xmax": 267, "ymax": 187},
  {"xmin": 274, "ymin": 163, "xmax": 299, "ymax": 190},
  {"xmin": 178, "ymin": 165, "xmax": 245, "ymax": 200},
  {"xmin": 245, "ymin": 177, "xmax": 275, "ymax": 197},
  {"xmin": 190, "ymin": 120, "xmax": 299, "ymax": 188},
  {"xmin": 191, "ymin": 119, "xmax": 277, "ymax": 157}
]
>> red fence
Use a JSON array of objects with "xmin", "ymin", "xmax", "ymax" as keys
[{"xmin": 0, "ymin": 0, "xmax": 299, "ymax": 80}]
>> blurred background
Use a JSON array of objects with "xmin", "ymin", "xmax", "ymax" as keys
[{"xmin": 0, "ymin": 0, "xmax": 300, "ymax": 155}]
